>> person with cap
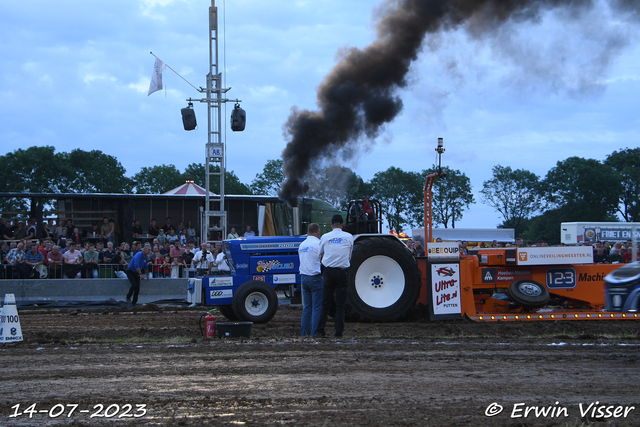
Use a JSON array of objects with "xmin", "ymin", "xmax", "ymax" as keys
[
  {"xmin": 317, "ymin": 214, "xmax": 354, "ymax": 338},
  {"xmin": 126, "ymin": 244, "xmax": 151, "ymax": 306},
  {"xmin": 298, "ymin": 222, "xmax": 323, "ymax": 337}
]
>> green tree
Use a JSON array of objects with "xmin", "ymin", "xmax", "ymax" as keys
[
  {"xmin": 542, "ymin": 157, "xmax": 621, "ymax": 222},
  {"xmin": 421, "ymin": 166, "xmax": 474, "ymax": 228},
  {"xmin": 251, "ymin": 159, "xmax": 284, "ymax": 196},
  {"xmin": 480, "ymin": 165, "xmax": 541, "ymax": 236},
  {"xmin": 370, "ymin": 167, "xmax": 423, "ymax": 232},
  {"xmin": 65, "ymin": 149, "xmax": 133, "ymax": 193},
  {"xmin": 604, "ymin": 148, "xmax": 640, "ymax": 222},
  {"xmin": 521, "ymin": 208, "xmax": 565, "ymax": 245},
  {"xmin": 0, "ymin": 146, "xmax": 71, "ymax": 217},
  {"xmin": 132, "ymin": 165, "xmax": 184, "ymax": 194}
]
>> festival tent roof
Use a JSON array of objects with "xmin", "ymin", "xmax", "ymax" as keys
[{"xmin": 162, "ymin": 181, "xmax": 217, "ymax": 196}]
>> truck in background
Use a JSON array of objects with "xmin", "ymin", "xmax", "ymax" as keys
[{"xmin": 561, "ymin": 222, "xmax": 640, "ymax": 245}]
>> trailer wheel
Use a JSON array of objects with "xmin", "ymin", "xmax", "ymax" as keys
[
  {"xmin": 217, "ymin": 305, "xmax": 239, "ymax": 321},
  {"xmin": 232, "ymin": 281, "xmax": 278, "ymax": 323},
  {"xmin": 347, "ymin": 237, "xmax": 421, "ymax": 322},
  {"xmin": 508, "ymin": 280, "xmax": 550, "ymax": 308}
]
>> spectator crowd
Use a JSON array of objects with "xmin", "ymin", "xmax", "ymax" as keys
[{"xmin": 0, "ymin": 216, "xmax": 249, "ymax": 279}]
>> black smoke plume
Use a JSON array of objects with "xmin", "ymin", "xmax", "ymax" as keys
[{"xmin": 278, "ymin": 0, "xmax": 639, "ymax": 206}]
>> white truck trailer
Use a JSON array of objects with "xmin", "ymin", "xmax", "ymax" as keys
[{"xmin": 561, "ymin": 222, "xmax": 640, "ymax": 245}]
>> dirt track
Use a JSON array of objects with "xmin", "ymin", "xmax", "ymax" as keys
[{"xmin": 1, "ymin": 305, "xmax": 639, "ymax": 426}]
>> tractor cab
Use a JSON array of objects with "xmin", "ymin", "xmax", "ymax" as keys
[{"xmin": 343, "ymin": 198, "xmax": 382, "ymax": 235}]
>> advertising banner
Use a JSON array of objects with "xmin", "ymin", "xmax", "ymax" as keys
[
  {"xmin": 431, "ymin": 264, "xmax": 461, "ymax": 316},
  {"xmin": 517, "ymin": 247, "xmax": 593, "ymax": 265},
  {"xmin": 427, "ymin": 243, "xmax": 460, "ymax": 260}
]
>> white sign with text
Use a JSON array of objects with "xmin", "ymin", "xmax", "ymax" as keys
[
  {"xmin": 517, "ymin": 247, "xmax": 593, "ymax": 265},
  {"xmin": 431, "ymin": 264, "xmax": 461, "ymax": 315},
  {"xmin": 427, "ymin": 242, "xmax": 460, "ymax": 260}
]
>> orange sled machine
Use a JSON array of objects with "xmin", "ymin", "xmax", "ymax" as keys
[{"xmin": 416, "ymin": 244, "xmax": 640, "ymax": 322}]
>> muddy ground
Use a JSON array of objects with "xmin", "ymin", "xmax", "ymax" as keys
[{"xmin": 1, "ymin": 304, "xmax": 639, "ymax": 426}]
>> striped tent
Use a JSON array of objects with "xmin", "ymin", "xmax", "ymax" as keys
[{"xmin": 162, "ymin": 181, "xmax": 217, "ymax": 196}]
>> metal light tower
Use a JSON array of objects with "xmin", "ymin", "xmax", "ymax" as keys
[{"xmin": 188, "ymin": 0, "xmax": 240, "ymax": 243}]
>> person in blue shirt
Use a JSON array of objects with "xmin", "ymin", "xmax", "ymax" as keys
[{"xmin": 126, "ymin": 245, "xmax": 151, "ymax": 306}]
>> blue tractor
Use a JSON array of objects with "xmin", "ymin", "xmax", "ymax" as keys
[{"xmin": 196, "ymin": 199, "xmax": 421, "ymax": 323}]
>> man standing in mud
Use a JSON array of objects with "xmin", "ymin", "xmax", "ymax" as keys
[
  {"xmin": 317, "ymin": 215, "xmax": 353, "ymax": 338},
  {"xmin": 126, "ymin": 244, "xmax": 151, "ymax": 306},
  {"xmin": 298, "ymin": 223, "xmax": 323, "ymax": 337}
]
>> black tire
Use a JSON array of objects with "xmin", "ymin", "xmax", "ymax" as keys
[
  {"xmin": 346, "ymin": 236, "xmax": 421, "ymax": 322},
  {"xmin": 217, "ymin": 305, "xmax": 239, "ymax": 321},
  {"xmin": 232, "ymin": 281, "xmax": 278, "ymax": 323},
  {"xmin": 507, "ymin": 279, "xmax": 550, "ymax": 308}
]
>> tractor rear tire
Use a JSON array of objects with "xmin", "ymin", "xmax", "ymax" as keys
[
  {"xmin": 508, "ymin": 279, "xmax": 550, "ymax": 308},
  {"xmin": 346, "ymin": 237, "xmax": 421, "ymax": 322},
  {"xmin": 217, "ymin": 305, "xmax": 239, "ymax": 321},
  {"xmin": 232, "ymin": 281, "xmax": 279, "ymax": 323}
]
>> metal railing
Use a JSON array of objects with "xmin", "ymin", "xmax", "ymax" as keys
[{"xmin": 0, "ymin": 264, "xmax": 204, "ymax": 279}]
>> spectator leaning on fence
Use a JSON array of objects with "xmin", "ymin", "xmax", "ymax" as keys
[
  {"xmin": 63, "ymin": 242, "xmax": 83, "ymax": 279},
  {"xmin": 6, "ymin": 242, "xmax": 26, "ymax": 279},
  {"xmin": 608, "ymin": 247, "xmax": 625, "ymax": 264},
  {"xmin": 48, "ymin": 245, "xmax": 64, "ymax": 279},
  {"xmin": 22, "ymin": 243, "xmax": 44, "ymax": 279},
  {"xmin": 83, "ymin": 244, "xmax": 99, "ymax": 278}
]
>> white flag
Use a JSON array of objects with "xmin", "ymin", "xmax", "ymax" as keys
[{"xmin": 148, "ymin": 57, "xmax": 166, "ymax": 96}]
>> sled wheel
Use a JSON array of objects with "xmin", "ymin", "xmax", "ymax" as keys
[{"xmin": 508, "ymin": 279, "xmax": 550, "ymax": 308}]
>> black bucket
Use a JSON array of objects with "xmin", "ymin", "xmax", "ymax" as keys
[{"xmin": 216, "ymin": 322, "xmax": 253, "ymax": 338}]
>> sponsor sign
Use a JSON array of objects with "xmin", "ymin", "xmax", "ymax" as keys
[
  {"xmin": 584, "ymin": 227, "xmax": 640, "ymax": 242},
  {"xmin": 427, "ymin": 243, "xmax": 460, "ymax": 260},
  {"xmin": 253, "ymin": 276, "xmax": 266, "ymax": 282},
  {"xmin": 251, "ymin": 257, "xmax": 298, "ymax": 273},
  {"xmin": 273, "ymin": 274, "xmax": 296, "ymax": 284},
  {"xmin": 517, "ymin": 247, "xmax": 593, "ymax": 266},
  {"xmin": 431, "ymin": 264, "xmax": 461, "ymax": 315},
  {"xmin": 481, "ymin": 268, "xmax": 497, "ymax": 283},
  {"xmin": 209, "ymin": 289, "xmax": 233, "ymax": 299},
  {"xmin": 495, "ymin": 269, "xmax": 532, "ymax": 283},
  {"xmin": 208, "ymin": 276, "xmax": 233, "ymax": 286},
  {"xmin": 235, "ymin": 263, "xmax": 249, "ymax": 270}
]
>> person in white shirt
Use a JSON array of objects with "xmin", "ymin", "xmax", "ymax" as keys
[
  {"xmin": 298, "ymin": 223, "xmax": 323, "ymax": 337},
  {"xmin": 192, "ymin": 243, "xmax": 214, "ymax": 276},
  {"xmin": 215, "ymin": 250, "xmax": 230, "ymax": 274},
  {"xmin": 317, "ymin": 215, "xmax": 353, "ymax": 338}
]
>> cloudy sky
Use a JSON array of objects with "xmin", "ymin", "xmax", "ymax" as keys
[{"xmin": 2, "ymin": 0, "xmax": 639, "ymax": 232}]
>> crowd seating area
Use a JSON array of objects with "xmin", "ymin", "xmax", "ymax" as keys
[{"xmin": 0, "ymin": 217, "xmax": 231, "ymax": 280}]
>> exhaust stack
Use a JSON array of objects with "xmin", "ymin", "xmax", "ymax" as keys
[{"xmin": 292, "ymin": 207, "xmax": 300, "ymax": 236}]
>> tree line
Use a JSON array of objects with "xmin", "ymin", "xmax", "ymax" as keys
[{"xmin": 1, "ymin": 146, "xmax": 638, "ymax": 245}]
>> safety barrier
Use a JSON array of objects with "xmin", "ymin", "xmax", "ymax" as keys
[{"xmin": 0, "ymin": 264, "xmax": 202, "ymax": 280}]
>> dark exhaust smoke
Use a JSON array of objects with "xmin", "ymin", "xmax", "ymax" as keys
[{"xmin": 278, "ymin": 0, "xmax": 639, "ymax": 206}]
